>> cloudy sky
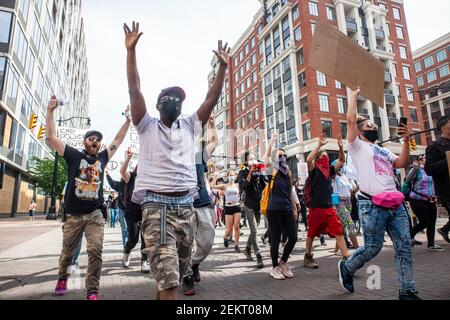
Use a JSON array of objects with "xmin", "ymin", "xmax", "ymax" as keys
[{"xmin": 82, "ymin": 0, "xmax": 450, "ymax": 179}]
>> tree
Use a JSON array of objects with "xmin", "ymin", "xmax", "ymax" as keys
[{"xmin": 29, "ymin": 156, "xmax": 68, "ymax": 200}]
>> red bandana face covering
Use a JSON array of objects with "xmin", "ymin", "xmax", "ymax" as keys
[{"xmin": 315, "ymin": 154, "xmax": 330, "ymax": 180}]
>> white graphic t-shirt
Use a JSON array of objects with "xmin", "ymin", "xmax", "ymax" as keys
[{"xmin": 348, "ymin": 137, "xmax": 399, "ymax": 196}]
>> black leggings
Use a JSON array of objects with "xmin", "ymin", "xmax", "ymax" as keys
[
  {"xmin": 124, "ymin": 203, "xmax": 147, "ymax": 261},
  {"xmin": 410, "ymin": 199, "xmax": 437, "ymax": 247},
  {"xmin": 267, "ymin": 210, "xmax": 298, "ymax": 268}
]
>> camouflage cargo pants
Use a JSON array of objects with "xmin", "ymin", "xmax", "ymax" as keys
[
  {"xmin": 58, "ymin": 209, "xmax": 105, "ymax": 294},
  {"xmin": 141, "ymin": 203, "xmax": 195, "ymax": 292}
]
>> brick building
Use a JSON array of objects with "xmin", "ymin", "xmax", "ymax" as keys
[
  {"xmin": 0, "ymin": 0, "xmax": 89, "ymax": 216},
  {"xmin": 209, "ymin": 0, "xmax": 425, "ymax": 176},
  {"xmin": 413, "ymin": 32, "xmax": 450, "ymax": 144}
]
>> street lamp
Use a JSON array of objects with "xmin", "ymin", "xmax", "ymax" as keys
[{"xmin": 46, "ymin": 116, "xmax": 91, "ymax": 220}]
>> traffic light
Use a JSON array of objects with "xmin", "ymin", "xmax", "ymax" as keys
[
  {"xmin": 38, "ymin": 125, "xmax": 46, "ymax": 140},
  {"xmin": 29, "ymin": 113, "xmax": 38, "ymax": 129},
  {"xmin": 409, "ymin": 138, "xmax": 417, "ymax": 151}
]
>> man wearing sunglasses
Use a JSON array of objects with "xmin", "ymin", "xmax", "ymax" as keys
[
  {"xmin": 124, "ymin": 21, "xmax": 230, "ymax": 300},
  {"xmin": 46, "ymin": 96, "xmax": 131, "ymax": 300}
]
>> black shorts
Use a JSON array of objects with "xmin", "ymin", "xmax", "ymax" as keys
[
  {"xmin": 29, "ymin": 210, "xmax": 34, "ymax": 217},
  {"xmin": 224, "ymin": 205, "xmax": 241, "ymax": 216}
]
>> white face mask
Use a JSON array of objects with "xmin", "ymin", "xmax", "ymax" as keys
[{"xmin": 229, "ymin": 176, "xmax": 235, "ymax": 183}]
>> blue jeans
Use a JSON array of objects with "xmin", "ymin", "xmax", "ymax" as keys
[
  {"xmin": 344, "ymin": 200, "xmax": 416, "ymax": 293},
  {"xmin": 117, "ymin": 208, "xmax": 128, "ymax": 246},
  {"xmin": 110, "ymin": 208, "xmax": 118, "ymax": 227},
  {"xmin": 71, "ymin": 238, "xmax": 82, "ymax": 265}
]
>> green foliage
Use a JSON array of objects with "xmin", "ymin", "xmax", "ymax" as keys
[{"xmin": 29, "ymin": 155, "xmax": 68, "ymax": 200}]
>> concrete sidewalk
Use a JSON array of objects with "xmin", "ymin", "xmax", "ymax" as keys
[{"xmin": 0, "ymin": 219, "xmax": 449, "ymax": 300}]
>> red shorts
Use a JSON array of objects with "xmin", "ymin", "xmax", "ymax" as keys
[{"xmin": 307, "ymin": 207, "xmax": 343, "ymax": 239}]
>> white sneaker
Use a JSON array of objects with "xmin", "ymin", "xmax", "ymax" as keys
[
  {"xmin": 70, "ymin": 264, "xmax": 78, "ymax": 274},
  {"xmin": 122, "ymin": 253, "xmax": 131, "ymax": 268},
  {"xmin": 279, "ymin": 262, "xmax": 294, "ymax": 278},
  {"xmin": 427, "ymin": 245, "xmax": 445, "ymax": 252},
  {"xmin": 270, "ymin": 266, "xmax": 286, "ymax": 280},
  {"xmin": 141, "ymin": 260, "xmax": 150, "ymax": 274}
]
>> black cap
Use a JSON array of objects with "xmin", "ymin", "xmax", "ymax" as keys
[
  {"xmin": 436, "ymin": 115, "xmax": 450, "ymax": 134},
  {"xmin": 84, "ymin": 130, "xmax": 103, "ymax": 141}
]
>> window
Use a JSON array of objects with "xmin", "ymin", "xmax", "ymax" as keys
[
  {"xmin": 427, "ymin": 71, "xmax": 437, "ymax": 83},
  {"xmin": 265, "ymin": 34, "xmax": 272, "ymax": 64},
  {"xmin": 402, "ymin": 66, "xmax": 411, "ymax": 80},
  {"xmin": 244, "ymin": 43, "xmax": 249, "ymax": 55},
  {"xmin": 251, "ymin": 37, "xmax": 256, "ymax": 49},
  {"xmin": 234, "ymin": 57, "xmax": 238, "ymax": 67},
  {"xmin": 247, "ymin": 112, "xmax": 252, "ymax": 125},
  {"xmin": 340, "ymin": 123, "xmax": 348, "ymax": 139},
  {"xmin": 319, "ymin": 95, "xmax": 329, "ymax": 112},
  {"xmin": 409, "ymin": 108, "xmax": 418, "ymax": 123},
  {"xmin": 335, "ymin": 80, "xmax": 342, "ymax": 89},
  {"xmin": 414, "ymin": 61, "xmax": 422, "ymax": 73},
  {"xmin": 298, "ymin": 72, "xmax": 306, "ymax": 89},
  {"xmin": 18, "ymin": 0, "xmax": 30, "ymax": 21},
  {"xmin": 282, "ymin": 16, "xmax": 291, "ymax": 49},
  {"xmin": 246, "ymin": 77, "xmax": 251, "ymax": 89},
  {"xmin": 396, "ymin": 26, "xmax": 404, "ymax": 39},
  {"xmin": 316, "ymin": 71, "xmax": 327, "ymax": 86},
  {"xmin": 239, "ymin": 50, "xmax": 243, "ymax": 61},
  {"xmin": 258, "ymin": 42, "xmax": 264, "ymax": 56},
  {"xmin": 0, "ymin": 11, "xmax": 13, "ymax": 44},
  {"xmin": 255, "ymin": 108, "xmax": 259, "ymax": 121},
  {"xmin": 326, "ymin": 7, "xmax": 335, "ymax": 21},
  {"xmin": 0, "ymin": 57, "xmax": 6, "ymax": 91},
  {"xmin": 393, "ymin": 7, "xmax": 401, "ymax": 20},
  {"xmin": 6, "ymin": 65, "xmax": 20, "ymax": 107},
  {"xmin": 245, "ymin": 59, "xmax": 250, "ymax": 72},
  {"xmin": 296, "ymin": 48, "xmax": 304, "ymax": 65},
  {"xmin": 240, "ymin": 82, "xmax": 245, "ymax": 94},
  {"xmin": 273, "ymin": 26, "xmax": 281, "ymax": 57},
  {"xmin": 235, "ymin": 87, "xmax": 239, "ymax": 97},
  {"xmin": 424, "ymin": 55, "xmax": 434, "ymax": 68},
  {"xmin": 253, "ymin": 89, "xmax": 258, "ymax": 102},
  {"xmin": 303, "ymin": 122, "xmax": 311, "ymax": 140},
  {"xmin": 399, "ymin": 46, "xmax": 407, "ymax": 59},
  {"xmin": 309, "ymin": 1, "xmax": 319, "ymax": 16},
  {"xmin": 234, "ymin": 71, "xmax": 238, "ymax": 82},
  {"xmin": 15, "ymin": 125, "xmax": 26, "ymax": 164},
  {"xmin": 240, "ymin": 66, "xmax": 244, "ymax": 77},
  {"xmin": 338, "ymin": 97, "xmax": 347, "ymax": 114},
  {"xmin": 301, "ymin": 97, "xmax": 308, "ymax": 114},
  {"xmin": 417, "ymin": 76, "xmax": 424, "ymax": 86},
  {"xmin": 13, "ymin": 25, "xmax": 28, "ymax": 70},
  {"xmin": 311, "ymin": 22, "xmax": 316, "ymax": 35},
  {"xmin": 292, "ymin": 5, "xmax": 299, "ymax": 20},
  {"xmin": 406, "ymin": 87, "xmax": 414, "ymax": 101},
  {"xmin": 439, "ymin": 65, "xmax": 449, "ymax": 78},
  {"xmin": 294, "ymin": 27, "xmax": 302, "ymax": 42},
  {"xmin": 252, "ymin": 70, "xmax": 257, "ymax": 83},
  {"xmin": 436, "ymin": 49, "xmax": 447, "ymax": 62},
  {"xmin": 321, "ymin": 120, "xmax": 333, "ymax": 137},
  {"xmin": 251, "ymin": 53, "xmax": 257, "ymax": 65},
  {"xmin": 413, "ymin": 131, "xmax": 422, "ymax": 145}
]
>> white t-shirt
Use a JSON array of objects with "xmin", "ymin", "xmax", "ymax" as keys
[{"xmin": 348, "ymin": 137, "xmax": 399, "ymax": 196}]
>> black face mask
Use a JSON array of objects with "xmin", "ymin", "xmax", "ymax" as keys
[
  {"xmin": 362, "ymin": 130, "xmax": 379, "ymax": 143},
  {"xmin": 160, "ymin": 101, "xmax": 182, "ymax": 122}
]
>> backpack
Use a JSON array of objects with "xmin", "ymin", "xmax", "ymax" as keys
[
  {"xmin": 401, "ymin": 166, "xmax": 419, "ymax": 201},
  {"xmin": 260, "ymin": 170, "xmax": 277, "ymax": 216},
  {"xmin": 303, "ymin": 176, "xmax": 312, "ymax": 209}
]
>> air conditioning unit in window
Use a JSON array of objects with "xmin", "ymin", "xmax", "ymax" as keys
[{"xmin": 268, "ymin": 57, "xmax": 273, "ymax": 64}]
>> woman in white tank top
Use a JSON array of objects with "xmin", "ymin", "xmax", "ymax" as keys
[{"xmin": 212, "ymin": 171, "xmax": 242, "ymax": 253}]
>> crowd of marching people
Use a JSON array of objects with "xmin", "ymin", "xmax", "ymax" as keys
[{"xmin": 45, "ymin": 21, "xmax": 450, "ymax": 301}]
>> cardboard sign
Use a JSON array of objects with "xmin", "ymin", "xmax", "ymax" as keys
[
  {"xmin": 297, "ymin": 161, "xmax": 309, "ymax": 185},
  {"xmin": 57, "ymin": 127, "xmax": 87, "ymax": 151},
  {"xmin": 309, "ymin": 22, "xmax": 385, "ymax": 107}
]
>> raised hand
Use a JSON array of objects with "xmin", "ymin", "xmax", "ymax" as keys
[
  {"xmin": 270, "ymin": 132, "xmax": 280, "ymax": 144},
  {"xmin": 124, "ymin": 21, "xmax": 143, "ymax": 50},
  {"xmin": 126, "ymin": 147, "xmax": 133, "ymax": 160},
  {"xmin": 319, "ymin": 133, "xmax": 328, "ymax": 147},
  {"xmin": 208, "ymin": 114, "xmax": 215, "ymax": 127},
  {"xmin": 124, "ymin": 105, "xmax": 132, "ymax": 122},
  {"xmin": 48, "ymin": 95, "xmax": 59, "ymax": 112},
  {"xmin": 337, "ymin": 136, "xmax": 344, "ymax": 149},
  {"xmin": 213, "ymin": 40, "xmax": 231, "ymax": 67},
  {"xmin": 398, "ymin": 123, "xmax": 411, "ymax": 142},
  {"xmin": 349, "ymin": 86, "xmax": 361, "ymax": 99}
]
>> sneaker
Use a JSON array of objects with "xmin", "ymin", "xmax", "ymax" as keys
[
  {"xmin": 122, "ymin": 252, "xmax": 131, "ymax": 268},
  {"xmin": 240, "ymin": 231, "xmax": 244, "ymax": 236},
  {"xmin": 270, "ymin": 266, "xmax": 286, "ymax": 280},
  {"xmin": 412, "ymin": 239, "xmax": 423, "ymax": 246},
  {"xmin": 234, "ymin": 245, "xmax": 241, "ymax": 253},
  {"xmin": 399, "ymin": 290, "xmax": 421, "ymax": 300},
  {"xmin": 192, "ymin": 264, "xmax": 201, "ymax": 283},
  {"xmin": 261, "ymin": 236, "xmax": 267, "ymax": 246},
  {"xmin": 304, "ymin": 253, "xmax": 319, "ymax": 269},
  {"xmin": 279, "ymin": 261, "xmax": 294, "ymax": 278},
  {"xmin": 320, "ymin": 236, "xmax": 327, "ymax": 246},
  {"xmin": 224, "ymin": 238, "xmax": 229, "ymax": 248},
  {"xmin": 244, "ymin": 247, "xmax": 253, "ymax": 260},
  {"xmin": 256, "ymin": 253, "xmax": 264, "ymax": 269},
  {"xmin": 437, "ymin": 228, "xmax": 450, "ymax": 243},
  {"xmin": 70, "ymin": 263, "xmax": 78, "ymax": 274},
  {"xmin": 141, "ymin": 260, "xmax": 150, "ymax": 274},
  {"xmin": 87, "ymin": 293, "xmax": 98, "ymax": 300},
  {"xmin": 182, "ymin": 276, "xmax": 195, "ymax": 296},
  {"xmin": 54, "ymin": 278, "xmax": 68, "ymax": 296},
  {"xmin": 427, "ymin": 245, "xmax": 445, "ymax": 252},
  {"xmin": 338, "ymin": 260, "xmax": 354, "ymax": 293}
]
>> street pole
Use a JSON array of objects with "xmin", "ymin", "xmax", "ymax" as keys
[{"xmin": 46, "ymin": 151, "xmax": 58, "ymax": 220}]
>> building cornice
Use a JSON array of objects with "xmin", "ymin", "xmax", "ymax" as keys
[{"xmin": 413, "ymin": 33, "xmax": 450, "ymax": 59}]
